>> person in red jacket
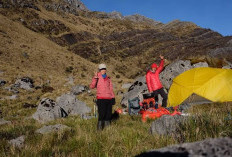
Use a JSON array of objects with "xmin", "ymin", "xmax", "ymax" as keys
[
  {"xmin": 146, "ymin": 55, "xmax": 167, "ymax": 107},
  {"xmin": 90, "ymin": 63, "xmax": 115, "ymax": 130}
]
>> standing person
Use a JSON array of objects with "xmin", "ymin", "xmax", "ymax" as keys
[
  {"xmin": 90, "ymin": 64, "xmax": 115, "ymax": 131},
  {"xmin": 146, "ymin": 55, "xmax": 167, "ymax": 107}
]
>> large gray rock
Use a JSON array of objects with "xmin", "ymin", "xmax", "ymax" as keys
[
  {"xmin": 32, "ymin": 98, "xmax": 61, "ymax": 123},
  {"xmin": 36, "ymin": 124, "xmax": 70, "ymax": 134},
  {"xmin": 192, "ymin": 62, "xmax": 209, "ymax": 68},
  {"xmin": 150, "ymin": 115, "xmax": 187, "ymax": 136},
  {"xmin": 14, "ymin": 77, "xmax": 34, "ymax": 90},
  {"xmin": 121, "ymin": 83, "xmax": 132, "ymax": 89},
  {"xmin": 160, "ymin": 60, "xmax": 208, "ymax": 89},
  {"xmin": 120, "ymin": 76, "xmax": 148, "ymax": 107},
  {"xmin": 0, "ymin": 118, "xmax": 12, "ymax": 125},
  {"xmin": 160, "ymin": 60, "xmax": 192, "ymax": 89},
  {"xmin": 137, "ymin": 137, "xmax": 232, "ymax": 157},
  {"xmin": 8, "ymin": 135, "xmax": 25, "ymax": 149},
  {"xmin": 56, "ymin": 94, "xmax": 91, "ymax": 115}
]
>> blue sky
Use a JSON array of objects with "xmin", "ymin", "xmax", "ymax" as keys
[{"xmin": 82, "ymin": 0, "xmax": 232, "ymax": 36}]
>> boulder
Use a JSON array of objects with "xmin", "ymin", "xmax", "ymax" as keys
[
  {"xmin": 150, "ymin": 115, "xmax": 187, "ymax": 136},
  {"xmin": 120, "ymin": 76, "xmax": 148, "ymax": 107},
  {"xmin": 36, "ymin": 124, "xmax": 70, "ymax": 134},
  {"xmin": 137, "ymin": 137, "xmax": 232, "ymax": 157},
  {"xmin": 33, "ymin": 95, "xmax": 91, "ymax": 123},
  {"xmin": 71, "ymin": 85, "xmax": 88, "ymax": 95},
  {"xmin": 0, "ymin": 118, "xmax": 11, "ymax": 125},
  {"xmin": 121, "ymin": 83, "xmax": 132, "ymax": 89},
  {"xmin": 32, "ymin": 98, "xmax": 61, "ymax": 123},
  {"xmin": 192, "ymin": 62, "xmax": 209, "ymax": 68},
  {"xmin": 56, "ymin": 94, "xmax": 91, "ymax": 115},
  {"xmin": 8, "ymin": 136, "xmax": 25, "ymax": 149},
  {"xmin": 160, "ymin": 60, "xmax": 192, "ymax": 89},
  {"xmin": 14, "ymin": 77, "xmax": 34, "ymax": 90},
  {"xmin": 0, "ymin": 79, "xmax": 6, "ymax": 86},
  {"xmin": 160, "ymin": 60, "xmax": 208, "ymax": 89}
]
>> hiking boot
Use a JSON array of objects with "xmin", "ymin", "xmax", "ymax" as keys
[
  {"xmin": 97, "ymin": 121, "xmax": 103, "ymax": 131},
  {"xmin": 104, "ymin": 121, "xmax": 111, "ymax": 128}
]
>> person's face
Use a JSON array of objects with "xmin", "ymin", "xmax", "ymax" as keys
[
  {"xmin": 100, "ymin": 69, "xmax": 106, "ymax": 74},
  {"xmin": 152, "ymin": 67, "xmax": 157, "ymax": 71}
]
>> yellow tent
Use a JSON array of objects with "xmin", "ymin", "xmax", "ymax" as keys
[{"xmin": 168, "ymin": 67, "xmax": 232, "ymax": 107}]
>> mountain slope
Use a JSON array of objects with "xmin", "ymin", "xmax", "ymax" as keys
[{"xmin": 0, "ymin": 0, "xmax": 232, "ymax": 81}]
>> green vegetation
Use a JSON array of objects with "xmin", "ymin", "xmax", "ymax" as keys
[{"xmin": 0, "ymin": 102, "xmax": 231, "ymax": 156}]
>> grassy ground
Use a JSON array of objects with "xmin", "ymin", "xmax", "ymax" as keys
[{"xmin": 0, "ymin": 100, "xmax": 231, "ymax": 157}]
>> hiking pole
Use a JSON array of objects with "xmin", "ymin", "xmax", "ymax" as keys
[{"xmin": 93, "ymin": 97, "xmax": 98, "ymax": 118}]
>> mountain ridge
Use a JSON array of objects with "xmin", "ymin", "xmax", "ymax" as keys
[{"xmin": 0, "ymin": 0, "xmax": 232, "ymax": 80}]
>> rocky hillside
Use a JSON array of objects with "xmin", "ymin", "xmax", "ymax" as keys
[{"xmin": 1, "ymin": 0, "xmax": 232, "ymax": 80}]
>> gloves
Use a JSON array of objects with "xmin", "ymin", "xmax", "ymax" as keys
[{"xmin": 111, "ymin": 98, "xmax": 116, "ymax": 105}]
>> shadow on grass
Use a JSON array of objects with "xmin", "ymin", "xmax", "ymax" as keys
[{"xmin": 136, "ymin": 151, "xmax": 189, "ymax": 157}]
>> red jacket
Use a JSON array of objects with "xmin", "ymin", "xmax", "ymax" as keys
[
  {"xmin": 146, "ymin": 59, "xmax": 164, "ymax": 92},
  {"xmin": 90, "ymin": 72, "xmax": 115, "ymax": 99}
]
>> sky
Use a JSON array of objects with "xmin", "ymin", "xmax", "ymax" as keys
[{"xmin": 81, "ymin": 0, "xmax": 232, "ymax": 36}]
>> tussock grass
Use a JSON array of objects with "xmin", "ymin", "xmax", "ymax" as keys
[{"xmin": 0, "ymin": 101, "xmax": 231, "ymax": 156}]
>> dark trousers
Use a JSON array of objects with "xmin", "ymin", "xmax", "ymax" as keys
[
  {"xmin": 97, "ymin": 99, "xmax": 112, "ymax": 121},
  {"xmin": 152, "ymin": 88, "xmax": 168, "ymax": 107}
]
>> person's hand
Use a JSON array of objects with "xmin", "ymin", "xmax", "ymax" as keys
[
  {"xmin": 160, "ymin": 55, "xmax": 164, "ymax": 60},
  {"xmin": 94, "ymin": 72, "xmax": 98, "ymax": 79}
]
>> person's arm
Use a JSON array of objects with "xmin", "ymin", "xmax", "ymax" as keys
[
  {"xmin": 89, "ymin": 72, "xmax": 98, "ymax": 89},
  {"xmin": 109, "ymin": 78, "xmax": 115, "ymax": 98},
  {"xmin": 109, "ymin": 78, "xmax": 116, "ymax": 105},
  {"xmin": 146, "ymin": 73, "xmax": 152, "ymax": 93},
  {"xmin": 156, "ymin": 55, "xmax": 164, "ymax": 74}
]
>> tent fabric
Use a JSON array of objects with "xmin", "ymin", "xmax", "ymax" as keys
[{"xmin": 168, "ymin": 67, "xmax": 232, "ymax": 107}]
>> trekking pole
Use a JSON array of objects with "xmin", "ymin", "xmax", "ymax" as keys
[{"xmin": 93, "ymin": 97, "xmax": 98, "ymax": 118}]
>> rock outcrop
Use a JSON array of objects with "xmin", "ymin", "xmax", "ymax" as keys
[
  {"xmin": 43, "ymin": 0, "xmax": 88, "ymax": 16},
  {"xmin": 150, "ymin": 115, "xmax": 187, "ymax": 136},
  {"xmin": 32, "ymin": 98, "xmax": 61, "ymax": 123},
  {"xmin": 71, "ymin": 85, "xmax": 88, "ymax": 95},
  {"xmin": 14, "ymin": 77, "xmax": 34, "ymax": 90},
  {"xmin": 56, "ymin": 94, "xmax": 91, "ymax": 115},
  {"xmin": 36, "ymin": 124, "xmax": 70, "ymax": 134},
  {"xmin": 120, "ymin": 76, "xmax": 147, "ymax": 107},
  {"xmin": 32, "ymin": 95, "xmax": 91, "ymax": 123},
  {"xmin": 0, "ymin": 79, "xmax": 6, "ymax": 86},
  {"xmin": 8, "ymin": 136, "xmax": 25, "ymax": 149},
  {"xmin": 160, "ymin": 60, "xmax": 208, "ymax": 89},
  {"xmin": 137, "ymin": 137, "xmax": 232, "ymax": 157}
]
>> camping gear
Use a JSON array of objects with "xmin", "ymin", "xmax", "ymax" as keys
[
  {"xmin": 140, "ymin": 107, "xmax": 181, "ymax": 122},
  {"xmin": 142, "ymin": 93, "xmax": 158, "ymax": 109},
  {"xmin": 128, "ymin": 97, "xmax": 141, "ymax": 115},
  {"xmin": 168, "ymin": 67, "xmax": 232, "ymax": 107}
]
